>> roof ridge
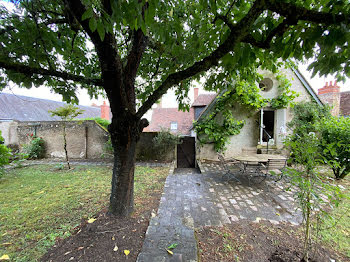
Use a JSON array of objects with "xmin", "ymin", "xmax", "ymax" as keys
[{"xmin": 0, "ymin": 92, "xmax": 98, "ymax": 109}]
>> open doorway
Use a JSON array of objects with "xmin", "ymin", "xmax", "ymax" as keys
[{"xmin": 262, "ymin": 111, "xmax": 275, "ymax": 142}]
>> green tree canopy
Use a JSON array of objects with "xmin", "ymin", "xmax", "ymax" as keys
[{"xmin": 1, "ymin": 0, "xmax": 349, "ymax": 216}]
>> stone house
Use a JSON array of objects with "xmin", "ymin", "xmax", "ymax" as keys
[{"xmin": 145, "ymin": 67, "xmax": 323, "ymax": 164}]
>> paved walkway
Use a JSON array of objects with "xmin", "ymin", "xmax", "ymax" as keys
[{"xmin": 137, "ymin": 162, "xmax": 302, "ymax": 262}]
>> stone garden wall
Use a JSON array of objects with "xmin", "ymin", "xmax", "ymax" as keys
[{"xmin": 14, "ymin": 120, "xmax": 174, "ymax": 161}]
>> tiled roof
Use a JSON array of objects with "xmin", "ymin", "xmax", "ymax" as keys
[
  {"xmin": 144, "ymin": 107, "xmax": 194, "ymax": 135},
  {"xmin": 0, "ymin": 93, "xmax": 101, "ymax": 121},
  {"xmin": 192, "ymin": 94, "xmax": 217, "ymax": 106},
  {"xmin": 340, "ymin": 91, "xmax": 350, "ymax": 116}
]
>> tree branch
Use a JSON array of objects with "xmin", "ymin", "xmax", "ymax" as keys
[
  {"xmin": 0, "ymin": 61, "xmax": 103, "ymax": 86},
  {"xmin": 65, "ymin": 0, "xmax": 126, "ymax": 109},
  {"xmin": 136, "ymin": 0, "xmax": 266, "ymax": 118},
  {"xmin": 243, "ymin": 18, "xmax": 294, "ymax": 49},
  {"xmin": 266, "ymin": 0, "xmax": 350, "ymax": 25}
]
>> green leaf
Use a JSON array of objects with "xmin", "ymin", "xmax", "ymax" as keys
[
  {"xmin": 97, "ymin": 22, "xmax": 105, "ymax": 41},
  {"xmin": 167, "ymin": 243, "xmax": 178, "ymax": 250},
  {"xmin": 82, "ymin": 8, "xmax": 93, "ymax": 21},
  {"xmin": 89, "ymin": 17, "xmax": 97, "ymax": 32}
]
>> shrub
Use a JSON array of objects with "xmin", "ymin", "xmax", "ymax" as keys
[
  {"xmin": 287, "ymin": 101, "xmax": 331, "ymax": 136},
  {"xmin": 284, "ymin": 133, "xmax": 343, "ymax": 261},
  {"xmin": 0, "ymin": 131, "xmax": 11, "ymax": 176},
  {"xmin": 153, "ymin": 130, "xmax": 181, "ymax": 156},
  {"xmin": 23, "ymin": 136, "xmax": 45, "ymax": 159},
  {"xmin": 318, "ymin": 116, "xmax": 350, "ymax": 179},
  {"xmin": 80, "ymin": 117, "xmax": 110, "ymax": 130}
]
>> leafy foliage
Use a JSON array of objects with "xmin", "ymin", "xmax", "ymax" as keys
[
  {"xmin": 318, "ymin": 117, "xmax": 350, "ymax": 179},
  {"xmin": 288, "ymin": 102, "xmax": 350, "ymax": 179},
  {"xmin": 0, "ymin": 131, "xmax": 11, "ymax": 177},
  {"xmin": 79, "ymin": 117, "xmax": 110, "ymax": 130},
  {"xmin": 49, "ymin": 104, "xmax": 84, "ymax": 121},
  {"xmin": 23, "ymin": 136, "xmax": 45, "ymax": 159},
  {"xmin": 284, "ymin": 133, "xmax": 344, "ymax": 261},
  {"xmin": 152, "ymin": 130, "xmax": 181, "ymax": 156},
  {"xmin": 269, "ymin": 74, "xmax": 299, "ymax": 109},
  {"xmin": 287, "ymin": 101, "xmax": 331, "ymax": 136}
]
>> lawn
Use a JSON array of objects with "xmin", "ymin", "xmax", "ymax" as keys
[
  {"xmin": 320, "ymin": 175, "xmax": 350, "ymax": 258},
  {"xmin": 0, "ymin": 164, "xmax": 169, "ymax": 262}
]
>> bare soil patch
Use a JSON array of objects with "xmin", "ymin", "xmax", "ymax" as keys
[
  {"xmin": 196, "ymin": 220, "xmax": 347, "ymax": 262},
  {"xmin": 41, "ymin": 193, "xmax": 162, "ymax": 261}
]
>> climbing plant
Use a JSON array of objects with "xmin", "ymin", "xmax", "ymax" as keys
[
  {"xmin": 270, "ymin": 73, "xmax": 299, "ymax": 109},
  {"xmin": 194, "ymin": 70, "xmax": 297, "ymax": 152}
]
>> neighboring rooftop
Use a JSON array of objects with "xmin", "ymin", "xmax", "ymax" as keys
[
  {"xmin": 0, "ymin": 92, "xmax": 101, "ymax": 121},
  {"xmin": 144, "ymin": 107, "xmax": 194, "ymax": 135},
  {"xmin": 145, "ymin": 89, "xmax": 217, "ymax": 135},
  {"xmin": 192, "ymin": 94, "xmax": 217, "ymax": 107}
]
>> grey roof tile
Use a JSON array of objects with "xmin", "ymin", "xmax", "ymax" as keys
[{"xmin": 0, "ymin": 92, "xmax": 101, "ymax": 121}]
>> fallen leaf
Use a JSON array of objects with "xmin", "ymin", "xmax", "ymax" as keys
[
  {"xmin": 0, "ymin": 243, "xmax": 11, "ymax": 246},
  {"xmin": 255, "ymin": 217, "xmax": 261, "ymax": 222},
  {"xmin": 166, "ymin": 249, "xmax": 174, "ymax": 255},
  {"xmin": 64, "ymin": 251, "xmax": 71, "ymax": 256},
  {"xmin": 275, "ymin": 212, "xmax": 280, "ymax": 216},
  {"xmin": 37, "ymin": 191, "xmax": 45, "ymax": 194},
  {"xmin": 77, "ymin": 247, "xmax": 84, "ymax": 250},
  {"xmin": 112, "ymin": 236, "xmax": 115, "ymax": 241},
  {"xmin": 124, "ymin": 250, "xmax": 130, "ymax": 256},
  {"xmin": 87, "ymin": 218, "xmax": 96, "ymax": 224},
  {"xmin": 113, "ymin": 245, "xmax": 118, "ymax": 252},
  {"xmin": 167, "ymin": 243, "xmax": 178, "ymax": 250},
  {"xmin": 0, "ymin": 254, "xmax": 10, "ymax": 260}
]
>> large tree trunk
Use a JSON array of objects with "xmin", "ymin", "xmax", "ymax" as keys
[{"xmin": 107, "ymin": 113, "xmax": 148, "ymax": 216}]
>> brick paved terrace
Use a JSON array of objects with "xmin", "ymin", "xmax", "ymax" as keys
[{"xmin": 137, "ymin": 160, "xmax": 302, "ymax": 262}]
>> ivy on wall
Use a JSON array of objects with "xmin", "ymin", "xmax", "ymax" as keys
[{"xmin": 194, "ymin": 71, "xmax": 299, "ymax": 152}]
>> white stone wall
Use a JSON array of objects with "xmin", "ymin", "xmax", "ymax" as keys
[{"xmin": 0, "ymin": 121, "xmax": 18, "ymax": 145}]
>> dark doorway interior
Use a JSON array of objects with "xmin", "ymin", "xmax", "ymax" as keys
[
  {"xmin": 263, "ymin": 111, "xmax": 275, "ymax": 142},
  {"xmin": 177, "ymin": 137, "xmax": 195, "ymax": 168}
]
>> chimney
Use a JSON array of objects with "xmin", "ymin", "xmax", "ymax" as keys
[
  {"xmin": 318, "ymin": 80, "xmax": 340, "ymax": 116},
  {"xmin": 194, "ymin": 88, "xmax": 199, "ymax": 101},
  {"xmin": 100, "ymin": 101, "xmax": 110, "ymax": 120}
]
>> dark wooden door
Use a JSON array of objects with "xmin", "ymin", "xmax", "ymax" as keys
[{"xmin": 177, "ymin": 137, "xmax": 195, "ymax": 168}]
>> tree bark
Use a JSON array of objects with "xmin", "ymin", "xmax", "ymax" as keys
[
  {"xmin": 108, "ymin": 112, "xmax": 148, "ymax": 216},
  {"xmin": 63, "ymin": 123, "xmax": 71, "ymax": 169}
]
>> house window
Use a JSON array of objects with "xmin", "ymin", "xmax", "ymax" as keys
[
  {"xmin": 171, "ymin": 122, "xmax": 178, "ymax": 130},
  {"xmin": 259, "ymin": 78, "xmax": 273, "ymax": 92}
]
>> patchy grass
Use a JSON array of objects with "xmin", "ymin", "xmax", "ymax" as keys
[
  {"xmin": 320, "ymin": 175, "xmax": 350, "ymax": 258},
  {"xmin": 0, "ymin": 164, "xmax": 169, "ymax": 262}
]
